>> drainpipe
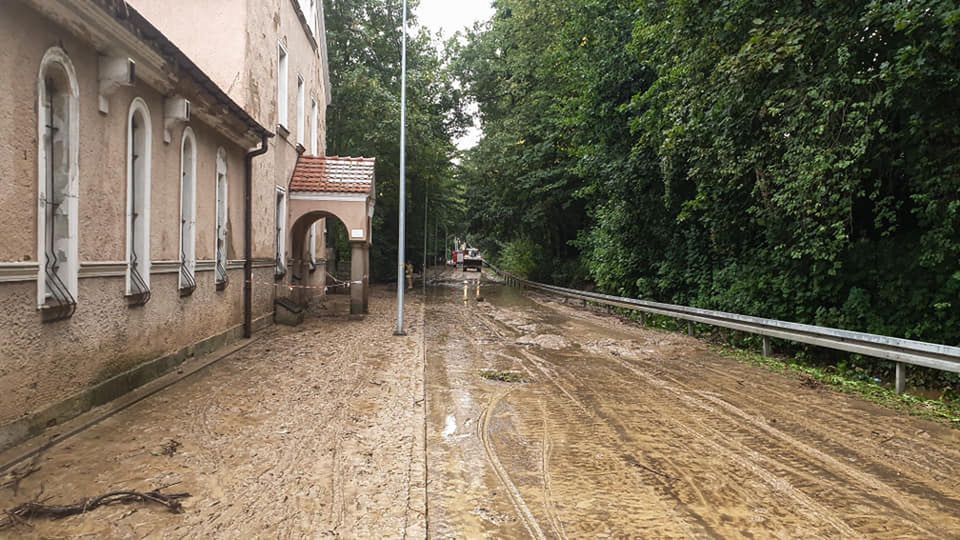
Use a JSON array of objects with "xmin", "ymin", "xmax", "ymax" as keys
[{"xmin": 244, "ymin": 135, "xmax": 270, "ymax": 338}]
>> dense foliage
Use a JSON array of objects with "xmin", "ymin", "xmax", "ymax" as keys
[
  {"xmin": 456, "ymin": 0, "xmax": 960, "ymax": 355},
  {"xmin": 324, "ymin": 0, "xmax": 467, "ymax": 280}
]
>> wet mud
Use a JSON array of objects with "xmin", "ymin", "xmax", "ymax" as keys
[
  {"xmin": 3, "ymin": 272, "xmax": 959, "ymax": 538},
  {"xmin": 425, "ymin": 269, "xmax": 960, "ymax": 539},
  {"xmin": 0, "ymin": 288, "xmax": 426, "ymax": 539}
]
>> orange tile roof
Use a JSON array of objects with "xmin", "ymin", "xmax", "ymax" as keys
[{"xmin": 289, "ymin": 156, "xmax": 376, "ymax": 194}]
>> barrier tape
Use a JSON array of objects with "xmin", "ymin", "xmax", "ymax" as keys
[{"xmin": 247, "ymin": 278, "xmax": 362, "ymax": 293}]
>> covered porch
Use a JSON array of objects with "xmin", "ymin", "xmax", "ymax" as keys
[{"xmin": 287, "ymin": 155, "xmax": 376, "ymax": 317}]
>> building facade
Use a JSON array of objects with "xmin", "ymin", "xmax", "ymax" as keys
[
  {"xmin": 130, "ymin": 0, "xmax": 338, "ymax": 299},
  {"xmin": 0, "ymin": 0, "xmax": 373, "ymax": 453}
]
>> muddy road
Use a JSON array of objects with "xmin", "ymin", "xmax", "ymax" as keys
[
  {"xmin": 0, "ymin": 289, "xmax": 427, "ymax": 539},
  {"xmin": 425, "ymin": 270, "xmax": 960, "ymax": 538},
  {"xmin": 2, "ymin": 273, "xmax": 960, "ymax": 538}
]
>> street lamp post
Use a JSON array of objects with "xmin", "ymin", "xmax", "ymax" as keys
[{"xmin": 394, "ymin": 0, "xmax": 408, "ymax": 336}]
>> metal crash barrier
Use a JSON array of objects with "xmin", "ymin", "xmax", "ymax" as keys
[{"xmin": 487, "ymin": 264, "xmax": 960, "ymax": 394}]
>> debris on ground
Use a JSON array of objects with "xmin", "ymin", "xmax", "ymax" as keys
[
  {"xmin": 154, "ymin": 439, "xmax": 182, "ymax": 457},
  {"xmin": 0, "ymin": 456, "xmax": 41, "ymax": 495},
  {"xmin": 799, "ymin": 373, "xmax": 822, "ymax": 390},
  {"xmin": 0, "ymin": 487, "xmax": 191, "ymax": 529},
  {"xmin": 480, "ymin": 369, "xmax": 526, "ymax": 383}
]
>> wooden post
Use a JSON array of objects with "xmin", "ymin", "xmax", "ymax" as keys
[{"xmin": 895, "ymin": 362, "xmax": 906, "ymax": 394}]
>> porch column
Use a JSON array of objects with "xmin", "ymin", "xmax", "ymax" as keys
[
  {"xmin": 350, "ymin": 241, "xmax": 365, "ymax": 317},
  {"xmin": 362, "ymin": 244, "xmax": 370, "ymax": 313}
]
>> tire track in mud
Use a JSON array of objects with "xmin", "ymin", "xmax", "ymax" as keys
[
  {"xmin": 513, "ymin": 346, "xmax": 715, "ymax": 538},
  {"xmin": 600, "ymin": 351, "xmax": 952, "ymax": 538},
  {"xmin": 476, "ymin": 388, "xmax": 546, "ymax": 540},
  {"xmin": 629, "ymin": 341, "xmax": 960, "ymax": 473},
  {"xmin": 519, "ymin": 344, "xmax": 864, "ymax": 538},
  {"xmin": 573, "ymin": 338, "xmax": 960, "ymax": 531},
  {"xmin": 545, "ymin": 299, "xmax": 960, "ymax": 522},
  {"xmin": 431, "ymin": 279, "xmax": 960, "ymax": 538},
  {"xmin": 493, "ymin": 299, "xmax": 940, "ymax": 537},
  {"xmin": 538, "ymin": 401, "xmax": 567, "ymax": 540},
  {"xmin": 549, "ymin": 296, "xmax": 960, "ymax": 474}
]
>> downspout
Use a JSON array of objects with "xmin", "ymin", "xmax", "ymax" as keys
[{"xmin": 244, "ymin": 135, "xmax": 270, "ymax": 338}]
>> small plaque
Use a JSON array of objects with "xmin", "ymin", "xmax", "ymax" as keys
[{"xmin": 351, "ymin": 229, "xmax": 364, "ymax": 238}]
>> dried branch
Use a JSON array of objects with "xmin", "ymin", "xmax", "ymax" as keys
[{"xmin": 0, "ymin": 488, "xmax": 190, "ymax": 529}]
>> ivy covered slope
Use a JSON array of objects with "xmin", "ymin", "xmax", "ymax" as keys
[
  {"xmin": 324, "ymin": 0, "xmax": 467, "ymax": 280},
  {"xmin": 457, "ymin": 1, "xmax": 959, "ymax": 349}
]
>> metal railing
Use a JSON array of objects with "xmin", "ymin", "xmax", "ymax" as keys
[{"xmin": 488, "ymin": 264, "xmax": 960, "ymax": 394}]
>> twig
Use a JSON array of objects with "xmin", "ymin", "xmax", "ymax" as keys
[{"xmin": 0, "ymin": 488, "xmax": 190, "ymax": 529}]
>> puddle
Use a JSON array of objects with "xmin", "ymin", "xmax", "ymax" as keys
[{"xmin": 443, "ymin": 414, "xmax": 457, "ymax": 439}]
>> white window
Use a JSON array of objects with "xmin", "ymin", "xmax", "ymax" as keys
[
  {"xmin": 215, "ymin": 148, "xmax": 229, "ymax": 289},
  {"xmin": 296, "ymin": 75, "xmax": 305, "ymax": 145},
  {"xmin": 277, "ymin": 42, "xmax": 289, "ymax": 129},
  {"xmin": 275, "ymin": 187, "xmax": 287, "ymax": 278},
  {"xmin": 310, "ymin": 97, "xmax": 319, "ymax": 156},
  {"xmin": 37, "ymin": 47, "xmax": 80, "ymax": 319},
  {"xmin": 179, "ymin": 127, "xmax": 198, "ymax": 295},
  {"xmin": 308, "ymin": 222, "xmax": 318, "ymax": 271},
  {"xmin": 126, "ymin": 98, "xmax": 152, "ymax": 304}
]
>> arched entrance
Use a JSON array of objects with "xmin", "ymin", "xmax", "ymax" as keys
[{"xmin": 285, "ymin": 156, "xmax": 375, "ymax": 317}]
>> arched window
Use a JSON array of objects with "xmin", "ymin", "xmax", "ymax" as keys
[
  {"xmin": 179, "ymin": 127, "xmax": 198, "ymax": 296},
  {"xmin": 126, "ymin": 98, "xmax": 152, "ymax": 305},
  {"xmin": 37, "ymin": 47, "xmax": 79, "ymax": 321},
  {"xmin": 215, "ymin": 148, "xmax": 229, "ymax": 290}
]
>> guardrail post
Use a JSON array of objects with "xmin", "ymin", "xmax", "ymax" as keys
[
  {"xmin": 687, "ymin": 321, "xmax": 695, "ymax": 336},
  {"xmin": 895, "ymin": 362, "xmax": 906, "ymax": 394},
  {"xmin": 639, "ymin": 312, "xmax": 646, "ymax": 326},
  {"xmin": 762, "ymin": 336, "xmax": 771, "ymax": 357}
]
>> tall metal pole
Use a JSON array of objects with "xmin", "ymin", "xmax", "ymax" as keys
[
  {"xmin": 423, "ymin": 188, "xmax": 428, "ymax": 289},
  {"xmin": 394, "ymin": 0, "xmax": 408, "ymax": 336}
]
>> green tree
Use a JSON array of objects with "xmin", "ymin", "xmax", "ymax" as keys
[
  {"xmin": 324, "ymin": 0, "xmax": 467, "ymax": 279},
  {"xmin": 455, "ymin": 0, "xmax": 960, "ymax": 364}
]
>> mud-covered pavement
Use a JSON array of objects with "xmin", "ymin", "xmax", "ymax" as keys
[
  {"xmin": 425, "ymin": 270, "xmax": 960, "ymax": 538},
  {"xmin": 3, "ymin": 273, "xmax": 960, "ymax": 538},
  {"xmin": 0, "ymin": 288, "xmax": 427, "ymax": 539}
]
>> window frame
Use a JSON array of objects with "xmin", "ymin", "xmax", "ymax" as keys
[
  {"xmin": 215, "ymin": 148, "xmax": 229, "ymax": 289},
  {"xmin": 308, "ymin": 222, "xmax": 318, "ymax": 271},
  {"xmin": 125, "ymin": 97, "xmax": 153, "ymax": 302},
  {"xmin": 296, "ymin": 75, "xmax": 305, "ymax": 145},
  {"xmin": 310, "ymin": 97, "xmax": 319, "ymax": 156},
  {"xmin": 36, "ymin": 46, "xmax": 80, "ymax": 314},
  {"xmin": 275, "ymin": 186, "xmax": 287, "ymax": 279},
  {"xmin": 277, "ymin": 42, "xmax": 289, "ymax": 130},
  {"xmin": 179, "ymin": 127, "xmax": 198, "ymax": 294}
]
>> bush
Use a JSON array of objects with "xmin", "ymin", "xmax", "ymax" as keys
[{"xmin": 498, "ymin": 238, "xmax": 541, "ymax": 279}]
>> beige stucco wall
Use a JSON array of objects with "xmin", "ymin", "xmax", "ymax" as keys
[
  {"xmin": 129, "ymin": 0, "xmax": 248, "ymax": 107},
  {"xmin": 129, "ymin": 0, "xmax": 330, "ymax": 271},
  {"xmin": 0, "ymin": 4, "xmax": 273, "ymax": 430}
]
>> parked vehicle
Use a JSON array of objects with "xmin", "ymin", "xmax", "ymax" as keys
[{"xmin": 463, "ymin": 248, "xmax": 483, "ymax": 272}]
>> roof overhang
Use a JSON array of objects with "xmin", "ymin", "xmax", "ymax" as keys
[
  {"xmin": 289, "ymin": 156, "xmax": 376, "ymax": 197},
  {"xmin": 24, "ymin": 0, "xmax": 272, "ymax": 149}
]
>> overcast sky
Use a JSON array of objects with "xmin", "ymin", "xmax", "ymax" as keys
[
  {"xmin": 415, "ymin": 0, "xmax": 494, "ymax": 149},
  {"xmin": 416, "ymin": 0, "xmax": 494, "ymax": 41}
]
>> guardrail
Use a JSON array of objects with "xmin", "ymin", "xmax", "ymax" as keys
[{"xmin": 487, "ymin": 264, "xmax": 960, "ymax": 394}]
